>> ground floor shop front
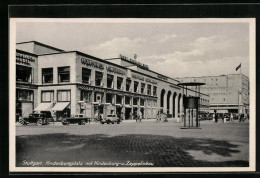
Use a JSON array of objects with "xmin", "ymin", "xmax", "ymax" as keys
[{"xmin": 31, "ymin": 84, "xmax": 159, "ymax": 121}]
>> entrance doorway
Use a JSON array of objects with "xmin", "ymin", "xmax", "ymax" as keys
[{"xmin": 125, "ymin": 108, "xmax": 132, "ymax": 120}]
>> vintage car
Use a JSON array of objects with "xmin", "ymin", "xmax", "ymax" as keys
[
  {"xmin": 62, "ymin": 114, "xmax": 90, "ymax": 125},
  {"xmin": 20, "ymin": 113, "xmax": 50, "ymax": 125},
  {"xmin": 100, "ymin": 114, "xmax": 121, "ymax": 124}
]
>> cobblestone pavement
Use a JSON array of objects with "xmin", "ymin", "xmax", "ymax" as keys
[{"xmin": 16, "ymin": 120, "xmax": 249, "ymax": 167}]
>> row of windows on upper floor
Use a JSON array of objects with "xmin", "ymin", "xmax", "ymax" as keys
[{"xmin": 16, "ymin": 65, "xmax": 158, "ymax": 97}]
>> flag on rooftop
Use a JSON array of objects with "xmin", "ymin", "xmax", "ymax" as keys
[{"xmin": 236, "ymin": 63, "xmax": 241, "ymax": 71}]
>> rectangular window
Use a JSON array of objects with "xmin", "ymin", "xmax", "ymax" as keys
[
  {"xmin": 41, "ymin": 91, "xmax": 54, "ymax": 102},
  {"xmin": 140, "ymin": 98, "xmax": 144, "ymax": 106},
  {"xmin": 107, "ymin": 74, "xmax": 114, "ymax": 88},
  {"xmin": 82, "ymin": 68, "xmax": 91, "ymax": 84},
  {"xmin": 116, "ymin": 95, "xmax": 122, "ymax": 104},
  {"xmin": 16, "ymin": 65, "xmax": 32, "ymax": 83},
  {"xmin": 57, "ymin": 90, "xmax": 71, "ymax": 102},
  {"xmin": 80, "ymin": 91, "xmax": 91, "ymax": 103},
  {"xmin": 126, "ymin": 79, "xmax": 131, "ymax": 91},
  {"xmin": 141, "ymin": 83, "xmax": 145, "ymax": 94},
  {"xmin": 134, "ymin": 81, "xmax": 139, "ymax": 93},
  {"xmin": 153, "ymin": 86, "xmax": 157, "ymax": 96},
  {"xmin": 42, "ymin": 68, "xmax": 53, "ymax": 84},
  {"xmin": 117, "ymin": 77, "xmax": 123, "ymax": 90},
  {"xmin": 95, "ymin": 71, "xmax": 103, "ymax": 86},
  {"xmin": 106, "ymin": 93, "xmax": 114, "ymax": 104},
  {"xmin": 133, "ymin": 98, "xmax": 138, "ymax": 105},
  {"xmin": 16, "ymin": 89, "xmax": 33, "ymax": 102},
  {"xmin": 58, "ymin": 66, "xmax": 70, "ymax": 83},
  {"xmin": 147, "ymin": 84, "xmax": 151, "ymax": 96},
  {"xmin": 125, "ymin": 96, "xmax": 131, "ymax": 105}
]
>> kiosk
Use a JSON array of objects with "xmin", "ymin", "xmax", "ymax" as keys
[{"xmin": 177, "ymin": 82, "xmax": 205, "ymax": 129}]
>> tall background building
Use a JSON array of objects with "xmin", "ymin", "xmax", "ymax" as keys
[{"xmin": 177, "ymin": 74, "xmax": 249, "ymax": 114}]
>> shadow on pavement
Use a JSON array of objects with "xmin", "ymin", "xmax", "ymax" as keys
[{"xmin": 16, "ymin": 133, "xmax": 248, "ymax": 167}]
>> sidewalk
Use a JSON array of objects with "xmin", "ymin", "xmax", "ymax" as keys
[{"xmin": 15, "ymin": 117, "xmax": 183, "ymax": 126}]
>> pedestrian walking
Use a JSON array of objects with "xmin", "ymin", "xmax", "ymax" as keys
[
  {"xmin": 241, "ymin": 113, "xmax": 245, "ymax": 122},
  {"xmin": 230, "ymin": 113, "xmax": 234, "ymax": 123},
  {"xmin": 215, "ymin": 113, "xmax": 218, "ymax": 123},
  {"xmin": 135, "ymin": 112, "xmax": 138, "ymax": 122},
  {"xmin": 139, "ymin": 111, "xmax": 143, "ymax": 123},
  {"xmin": 156, "ymin": 111, "xmax": 161, "ymax": 123}
]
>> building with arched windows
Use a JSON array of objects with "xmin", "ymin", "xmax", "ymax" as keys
[{"xmin": 15, "ymin": 41, "xmax": 210, "ymax": 121}]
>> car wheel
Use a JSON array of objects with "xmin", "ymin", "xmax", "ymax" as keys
[
  {"xmin": 81, "ymin": 120, "xmax": 86, "ymax": 125},
  {"xmin": 19, "ymin": 120, "xmax": 24, "ymax": 125},
  {"xmin": 101, "ymin": 122, "xmax": 104, "ymax": 124},
  {"xmin": 112, "ymin": 122, "xmax": 114, "ymax": 124},
  {"xmin": 37, "ymin": 119, "xmax": 43, "ymax": 126},
  {"xmin": 117, "ymin": 121, "xmax": 120, "ymax": 124}
]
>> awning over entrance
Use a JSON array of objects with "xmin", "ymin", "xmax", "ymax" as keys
[
  {"xmin": 34, "ymin": 103, "xmax": 53, "ymax": 111},
  {"xmin": 51, "ymin": 102, "xmax": 70, "ymax": 111}
]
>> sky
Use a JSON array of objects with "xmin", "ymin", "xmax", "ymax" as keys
[{"xmin": 16, "ymin": 20, "xmax": 250, "ymax": 78}]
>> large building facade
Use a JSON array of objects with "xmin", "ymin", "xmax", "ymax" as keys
[
  {"xmin": 177, "ymin": 74, "xmax": 249, "ymax": 114},
  {"xmin": 15, "ymin": 41, "xmax": 210, "ymax": 121}
]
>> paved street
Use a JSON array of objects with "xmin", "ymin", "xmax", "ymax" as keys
[{"xmin": 16, "ymin": 119, "xmax": 249, "ymax": 167}]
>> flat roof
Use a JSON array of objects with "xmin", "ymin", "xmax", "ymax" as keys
[
  {"xmin": 16, "ymin": 49, "xmax": 38, "ymax": 57},
  {"xmin": 176, "ymin": 73, "xmax": 249, "ymax": 79},
  {"xmin": 16, "ymin": 41, "xmax": 64, "ymax": 52}
]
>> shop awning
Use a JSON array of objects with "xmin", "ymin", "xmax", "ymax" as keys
[
  {"xmin": 51, "ymin": 102, "xmax": 70, "ymax": 111},
  {"xmin": 34, "ymin": 103, "xmax": 53, "ymax": 111}
]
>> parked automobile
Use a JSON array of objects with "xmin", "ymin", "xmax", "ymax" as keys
[
  {"xmin": 100, "ymin": 114, "xmax": 121, "ymax": 124},
  {"xmin": 207, "ymin": 113, "xmax": 214, "ymax": 120},
  {"xmin": 20, "ymin": 113, "xmax": 49, "ymax": 125},
  {"xmin": 62, "ymin": 114, "xmax": 90, "ymax": 125}
]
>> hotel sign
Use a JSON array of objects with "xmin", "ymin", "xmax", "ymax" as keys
[
  {"xmin": 16, "ymin": 53, "xmax": 36, "ymax": 66},
  {"xmin": 81, "ymin": 57, "xmax": 104, "ymax": 70},
  {"xmin": 106, "ymin": 66, "xmax": 126, "ymax": 75},
  {"xmin": 158, "ymin": 74, "xmax": 168, "ymax": 81},
  {"xmin": 119, "ymin": 54, "xmax": 149, "ymax": 70}
]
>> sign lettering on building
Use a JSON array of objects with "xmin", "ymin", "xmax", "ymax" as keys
[
  {"xmin": 145, "ymin": 78, "xmax": 158, "ymax": 85},
  {"xmin": 16, "ymin": 53, "xmax": 36, "ymax": 66},
  {"xmin": 81, "ymin": 57, "xmax": 104, "ymax": 70},
  {"xmin": 158, "ymin": 74, "xmax": 168, "ymax": 81},
  {"xmin": 119, "ymin": 54, "xmax": 149, "ymax": 70},
  {"xmin": 106, "ymin": 66, "xmax": 126, "ymax": 75},
  {"xmin": 132, "ymin": 73, "xmax": 144, "ymax": 81}
]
